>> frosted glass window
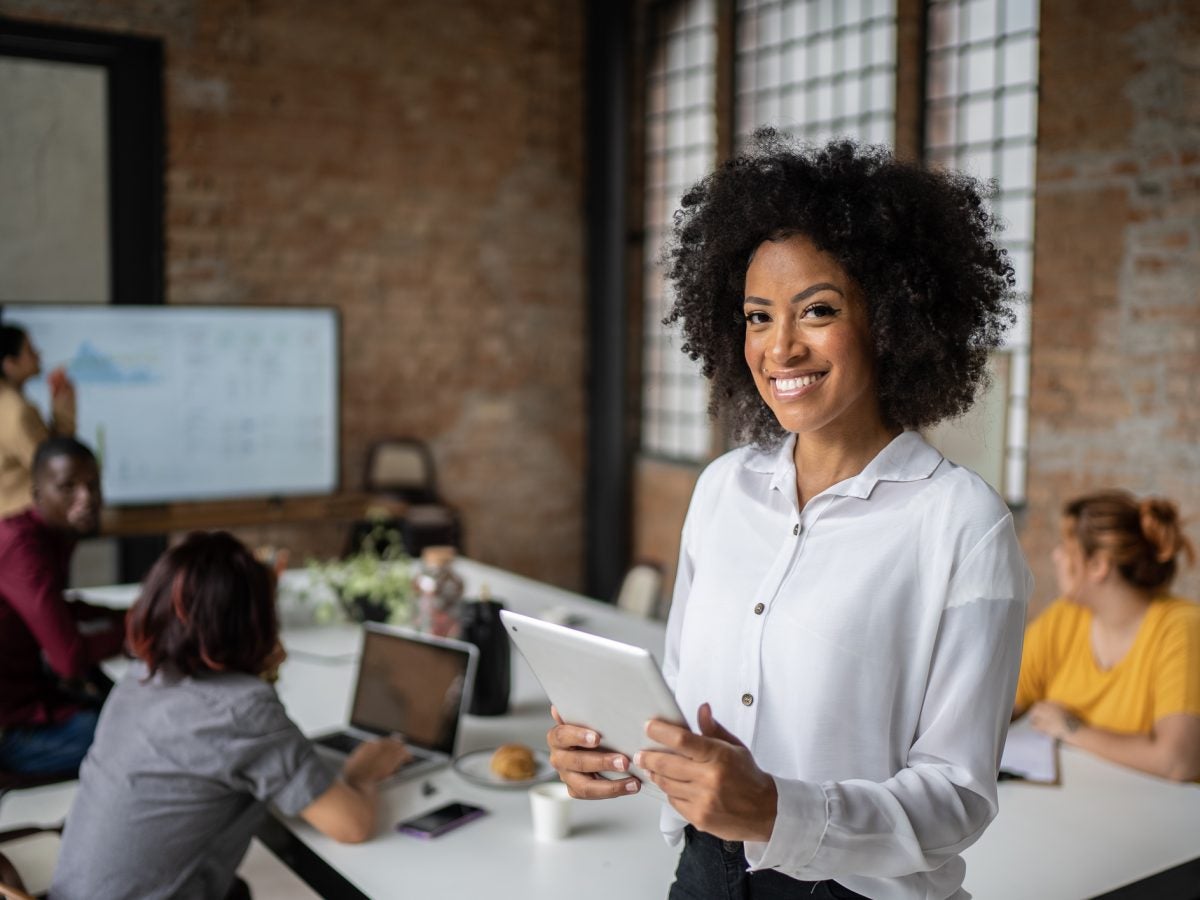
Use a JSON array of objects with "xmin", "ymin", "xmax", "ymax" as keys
[
  {"xmin": 964, "ymin": 45, "xmax": 997, "ymax": 93},
  {"xmin": 736, "ymin": 0, "xmax": 897, "ymax": 148},
  {"xmin": 1005, "ymin": 0, "xmax": 1037, "ymax": 32},
  {"xmin": 1001, "ymin": 143, "xmax": 1034, "ymax": 190},
  {"xmin": 641, "ymin": 0, "xmax": 718, "ymax": 461},
  {"xmin": 963, "ymin": 96, "xmax": 994, "ymax": 143},
  {"xmin": 924, "ymin": 0, "xmax": 1039, "ymax": 506}
]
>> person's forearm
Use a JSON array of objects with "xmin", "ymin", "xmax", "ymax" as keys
[
  {"xmin": 1062, "ymin": 721, "xmax": 1197, "ymax": 782},
  {"xmin": 49, "ymin": 393, "xmax": 75, "ymax": 436},
  {"xmin": 337, "ymin": 774, "xmax": 379, "ymax": 841},
  {"xmin": 302, "ymin": 778, "xmax": 377, "ymax": 843}
]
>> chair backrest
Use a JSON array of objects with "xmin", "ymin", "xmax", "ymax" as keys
[
  {"xmin": 365, "ymin": 439, "xmax": 438, "ymax": 503},
  {"xmin": 0, "ymin": 848, "xmax": 37, "ymax": 900},
  {"xmin": 0, "ymin": 881, "xmax": 36, "ymax": 900},
  {"xmin": 0, "ymin": 828, "xmax": 62, "ymax": 899},
  {"xmin": 615, "ymin": 563, "xmax": 664, "ymax": 619}
]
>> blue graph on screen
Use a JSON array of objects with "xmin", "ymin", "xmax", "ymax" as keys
[
  {"xmin": 5, "ymin": 305, "xmax": 338, "ymax": 504},
  {"xmin": 66, "ymin": 341, "xmax": 159, "ymax": 385}
]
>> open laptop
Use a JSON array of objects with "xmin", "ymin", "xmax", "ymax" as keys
[{"xmin": 311, "ymin": 624, "xmax": 479, "ymax": 782}]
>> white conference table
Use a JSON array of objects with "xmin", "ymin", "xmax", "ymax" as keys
[
  {"xmin": 10, "ymin": 559, "xmax": 1200, "ymax": 899},
  {"xmin": 260, "ymin": 559, "xmax": 681, "ymax": 900}
]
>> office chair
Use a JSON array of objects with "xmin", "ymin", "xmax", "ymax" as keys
[
  {"xmin": 0, "ymin": 826, "xmax": 62, "ymax": 899},
  {"xmin": 614, "ymin": 562, "xmax": 665, "ymax": 619},
  {"xmin": 350, "ymin": 438, "xmax": 463, "ymax": 557},
  {"xmin": 0, "ymin": 875, "xmax": 36, "ymax": 900},
  {"xmin": 365, "ymin": 439, "xmax": 441, "ymax": 504}
]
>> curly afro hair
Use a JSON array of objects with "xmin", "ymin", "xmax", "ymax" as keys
[{"xmin": 662, "ymin": 129, "xmax": 1017, "ymax": 449}]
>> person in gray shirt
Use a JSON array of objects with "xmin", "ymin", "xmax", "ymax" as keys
[{"xmin": 51, "ymin": 531, "xmax": 411, "ymax": 900}]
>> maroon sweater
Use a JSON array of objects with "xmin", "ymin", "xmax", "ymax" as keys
[{"xmin": 0, "ymin": 509, "xmax": 125, "ymax": 726}]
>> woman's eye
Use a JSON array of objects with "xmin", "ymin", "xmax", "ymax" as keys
[
  {"xmin": 744, "ymin": 310, "xmax": 770, "ymax": 326},
  {"xmin": 802, "ymin": 303, "xmax": 838, "ymax": 319}
]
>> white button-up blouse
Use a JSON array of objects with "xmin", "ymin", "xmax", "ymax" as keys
[{"xmin": 661, "ymin": 431, "xmax": 1032, "ymax": 900}]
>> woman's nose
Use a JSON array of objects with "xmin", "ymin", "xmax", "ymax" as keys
[{"xmin": 767, "ymin": 318, "xmax": 806, "ymax": 364}]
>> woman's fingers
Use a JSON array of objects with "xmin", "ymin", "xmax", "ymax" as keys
[
  {"xmin": 549, "ymin": 747, "xmax": 629, "ymax": 775},
  {"xmin": 636, "ymin": 749, "xmax": 696, "ymax": 782},
  {"xmin": 546, "ymin": 721, "xmax": 599, "ymax": 750},
  {"xmin": 544, "ymin": 711, "xmax": 641, "ymax": 798},
  {"xmin": 558, "ymin": 771, "xmax": 641, "ymax": 799}
]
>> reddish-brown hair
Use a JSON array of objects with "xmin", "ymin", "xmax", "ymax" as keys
[
  {"xmin": 127, "ymin": 531, "xmax": 279, "ymax": 677},
  {"xmin": 1065, "ymin": 490, "xmax": 1196, "ymax": 593}
]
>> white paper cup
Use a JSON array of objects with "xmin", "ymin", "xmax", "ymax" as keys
[{"xmin": 529, "ymin": 782, "xmax": 573, "ymax": 840}]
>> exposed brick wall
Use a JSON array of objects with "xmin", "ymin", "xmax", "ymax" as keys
[
  {"xmin": 1, "ymin": 0, "xmax": 587, "ymax": 589},
  {"xmin": 1025, "ymin": 0, "xmax": 1200, "ymax": 615}
]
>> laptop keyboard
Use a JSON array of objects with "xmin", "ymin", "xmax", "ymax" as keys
[
  {"xmin": 313, "ymin": 732, "xmax": 430, "ymax": 772},
  {"xmin": 314, "ymin": 732, "xmax": 364, "ymax": 754}
]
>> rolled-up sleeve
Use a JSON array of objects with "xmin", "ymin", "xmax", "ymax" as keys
[{"xmin": 228, "ymin": 693, "xmax": 338, "ymax": 817}]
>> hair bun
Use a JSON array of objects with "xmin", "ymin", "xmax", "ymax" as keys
[{"xmin": 1138, "ymin": 498, "xmax": 1192, "ymax": 564}]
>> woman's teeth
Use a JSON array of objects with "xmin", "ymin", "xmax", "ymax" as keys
[{"xmin": 775, "ymin": 372, "xmax": 826, "ymax": 391}]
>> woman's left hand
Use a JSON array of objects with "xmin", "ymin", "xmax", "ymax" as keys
[
  {"xmin": 637, "ymin": 702, "xmax": 777, "ymax": 843},
  {"xmin": 1028, "ymin": 700, "xmax": 1083, "ymax": 741}
]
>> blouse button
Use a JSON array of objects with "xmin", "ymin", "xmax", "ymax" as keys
[
  {"xmin": 793, "ymin": 523, "xmax": 801, "ymax": 536},
  {"xmin": 753, "ymin": 602, "xmax": 765, "ymax": 615},
  {"xmin": 741, "ymin": 693, "xmax": 754, "ymax": 707}
]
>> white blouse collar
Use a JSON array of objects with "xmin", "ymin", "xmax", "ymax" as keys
[{"xmin": 751, "ymin": 430, "xmax": 944, "ymax": 502}]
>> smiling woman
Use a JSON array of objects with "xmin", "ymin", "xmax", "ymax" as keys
[
  {"xmin": 741, "ymin": 237, "xmax": 880, "ymax": 444},
  {"xmin": 547, "ymin": 131, "xmax": 1032, "ymax": 900},
  {"xmin": 665, "ymin": 128, "xmax": 1014, "ymax": 450}
]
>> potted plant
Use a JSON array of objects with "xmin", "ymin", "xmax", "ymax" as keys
[{"xmin": 304, "ymin": 518, "xmax": 414, "ymax": 625}]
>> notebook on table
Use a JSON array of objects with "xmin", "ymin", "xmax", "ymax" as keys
[{"xmin": 311, "ymin": 624, "xmax": 479, "ymax": 782}]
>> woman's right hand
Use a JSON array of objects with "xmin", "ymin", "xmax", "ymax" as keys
[
  {"xmin": 546, "ymin": 706, "xmax": 640, "ymax": 798},
  {"xmin": 343, "ymin": 737, "xmax": 412, "ymax": 788},
  {"xmin": 48, "ymin": 368, "xmax": 76, "ymax": 425}
]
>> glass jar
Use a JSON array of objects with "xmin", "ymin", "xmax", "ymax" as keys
[{"xmin": 412, "ymin": 545, "xmax": 464, "ymax": 638}]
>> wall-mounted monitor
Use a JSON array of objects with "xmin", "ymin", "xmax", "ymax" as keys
[{"xmin": 3, "ymin": 304, "xmax": 339, "ymax": 505}]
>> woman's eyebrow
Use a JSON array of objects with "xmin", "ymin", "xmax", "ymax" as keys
[{"xmin": 743, "ymin": 282, "xmax": 845, "ymax": 305}]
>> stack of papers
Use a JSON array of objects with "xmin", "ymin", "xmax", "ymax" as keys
[{"xmin": 999, "ymin": 719, "xmax": 1059, "ymax": 784}]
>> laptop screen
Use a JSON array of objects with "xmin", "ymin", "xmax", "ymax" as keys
[{"xmin": 349, "ymin": 629, "xmax": 472, "ymax": 755}]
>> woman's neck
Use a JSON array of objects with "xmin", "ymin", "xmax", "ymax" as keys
[
  {"xmin": 1086, "ymin": 581, "xmax": 1154, "ymax": 671},
  {"xmin": 1086, "ymin": 580, "xmax": 1153, "ymax": 633},
  {"xmin": 792, "ymin": 420, "xmax": 901, "ymax": 509}
]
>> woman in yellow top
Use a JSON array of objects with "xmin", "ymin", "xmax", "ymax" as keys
[
  {"xmin": 0, "ymin": 323, "xmax": 76, "ymax": 518},
  {"xmin": 1014, "ymin": 490, "xmax": 1200, "ymax": 781}
]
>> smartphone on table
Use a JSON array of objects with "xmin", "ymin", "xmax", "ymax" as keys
[{"xmin": 396, "ymin": 802, "xmax": 488, "ymax": 839}]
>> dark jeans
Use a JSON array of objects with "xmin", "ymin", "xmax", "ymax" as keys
[
  {"xmin": 0, "ymin": 708, "xmax": 99, "ymax": 775},
  {"xmin": 669, "ymin": 826, "xmax": 867, "ymax": 900}
]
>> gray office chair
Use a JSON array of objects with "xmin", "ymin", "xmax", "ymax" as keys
[
  {"xmin": 0, "ymin": 876, "xmax": 36, "ymax": 900},
  {"xmin": 0, "ymin": 826, "xmax": 62, "ymax": 899},
  {"xmin": 614, "ymin": 562, "xmax": 665, "ymax": 619}
]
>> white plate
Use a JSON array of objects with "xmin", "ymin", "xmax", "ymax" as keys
[{"xmin": 452, "ymin": 747, "xmax": 557, "ymax": 790}]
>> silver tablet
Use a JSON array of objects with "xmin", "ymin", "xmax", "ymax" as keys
[{"xmin": 499, "ymin": 609, "xmax": 686, "ymax": 798}]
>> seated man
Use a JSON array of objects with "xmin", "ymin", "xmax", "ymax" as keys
[{"xmin": 0, "ymin": 437, "xmax": 124, "ymax": 775}]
